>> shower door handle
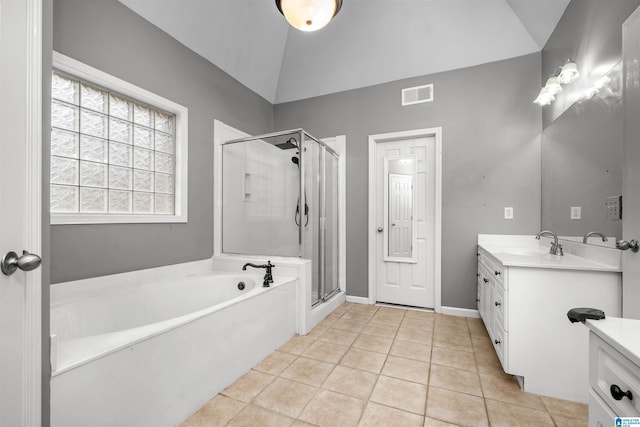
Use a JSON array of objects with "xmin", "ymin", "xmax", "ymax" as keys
[{"xmin": 377, "ymin": 227, "xmax": 383, "ymax": 233}]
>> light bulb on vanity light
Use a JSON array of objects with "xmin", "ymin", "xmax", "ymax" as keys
[
  {"xmin": 558, "ymin": 61, "xmax": 580, "ymax": 85},
  {"xmin": 533, "ymin": 87, "xmax": 555, "ymax": 106},
  {"xmin": 275, "ymin": 0, "xmax": 343, "ymax": 32},
  {"xmin": 544, "ymin": 76, "xmax": 563, "ymax": 96}
]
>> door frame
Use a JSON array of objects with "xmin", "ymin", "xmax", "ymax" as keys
[
  {"xmin": 1, "ymin": 0, "xmax": 43, "ymax": 424},
  {"xmin": 367, "ymin": 128, "xmax": 442, "ymax": 312}
]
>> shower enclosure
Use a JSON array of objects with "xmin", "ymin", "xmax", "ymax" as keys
[{"xmin": 221, "ymin": 129, "xmax": 340, "ymax": 307}]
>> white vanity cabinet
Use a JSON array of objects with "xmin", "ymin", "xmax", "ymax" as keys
[
  {"xmin": 477, "ymin": 241, "xmax": 622, "ymax": 403},
  {"xmin": 586, "ymin": 318, "xmax": 640, "ymax": 426}
]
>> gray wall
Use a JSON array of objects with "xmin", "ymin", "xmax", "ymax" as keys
[
  {"xmin": 275, "ymin": 53, "xmax": 542, "ymax": 308},
  {"xmin": 542, "ymin": 0, "xmax": 640, "ymax": 129},
  {"xmin": 51, "ymin": 0, "xmax": 274, "ymax": 283}
]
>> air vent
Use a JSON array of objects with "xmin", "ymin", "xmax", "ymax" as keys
[{"xmin": 402, "ymin": 84, "xmax": 433, "ymax": 106}]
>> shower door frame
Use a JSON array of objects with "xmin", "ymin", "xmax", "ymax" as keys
[{"xmin": 212, "ymin": 121, "xmax": 345, "ymax": 306}]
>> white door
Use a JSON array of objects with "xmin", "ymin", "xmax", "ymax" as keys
[
  {"xmin": 375, "ymin": 137, "xmax": 436, "ymax": 308},
  {"xmin": 0, "ymin": 0, "xmax": 43, "ymax": 425},
  {"xmin": 622, "ymin": 7, "xmax": 640, "ymax": 320}
]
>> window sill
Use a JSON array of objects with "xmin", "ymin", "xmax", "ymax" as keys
[{"xmin": 51, "ymin": 213, "xmax": 187, "ymax": 225}]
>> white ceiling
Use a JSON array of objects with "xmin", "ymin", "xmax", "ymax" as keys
[{"xmin": 120, "ymin": 0, "xmax": 570, "ymax": 104}]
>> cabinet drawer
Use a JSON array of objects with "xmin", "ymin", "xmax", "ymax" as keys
[
  {"xmin": 590, "ymin": 333, "xmax": 640, "ymax": 417},
  {"xmin": 492, "ymin": 324, "xmax": 508, "ymax": 372},
  {"xmin": 589, "ymin": 389, "xmax": 617, "ymax": 427},
  {"xmin": 494, "ymin": 282, "xmax": 508, "ymax": 331}
]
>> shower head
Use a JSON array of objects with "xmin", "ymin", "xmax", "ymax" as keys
[{"xmin": 274, "ymin": 137, "xmax": 298, "ymax": 150}]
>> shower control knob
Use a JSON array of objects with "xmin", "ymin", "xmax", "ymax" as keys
[{"xmin": 377, "ymin": 227, "xmax": 383, "ymax": 233}]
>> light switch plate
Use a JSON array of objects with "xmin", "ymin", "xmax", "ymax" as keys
[
  {"xmin": 504, "ymin": 207, "xmax": 514, "ymax": 220},
  {"xmin": 570, "ymin": 206, "xmax": 581, "ymax": 220}
]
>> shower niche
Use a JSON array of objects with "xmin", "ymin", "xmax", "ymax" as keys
[{"xmin": 221, "ymin": 129, "xmax": 340, "ymax": 307}]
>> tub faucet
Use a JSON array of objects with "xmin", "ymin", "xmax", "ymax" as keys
[
  {"xmin": 535, "ymin": 230, "xmax": 563, "ymax": 256},
  {"xmin": 583, "ymin": 231, "xmax": 608, "ymax": 244},
  {"xmin": 242, "ymin": 261, "xmax": 275, "ymax": 287}
]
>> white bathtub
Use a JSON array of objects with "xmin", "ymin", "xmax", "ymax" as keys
[{"xmin": 50, "ymin": 268, "xmax": 297, "ymax": 427}]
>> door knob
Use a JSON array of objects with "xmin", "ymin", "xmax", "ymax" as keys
[
  {"xmin": 616, "ymin": 239, "xmax": 639, "ymax": 252},
  {"xmin": 377, "ymin": 227, "xmax": 383, "ymax": 233},
  {"xmin": 1, "ymin": 250, "xmax": 42, "ymax": 276}
]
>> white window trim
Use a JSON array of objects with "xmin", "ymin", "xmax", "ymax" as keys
[{"xmin": 51, "ymin": 51, "xmax": 188, "ymax": 224}]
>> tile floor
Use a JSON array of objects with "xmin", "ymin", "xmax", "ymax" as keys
[{"xmin": 180, "ymin": 302, "xmax": 588, "ymax": 427}]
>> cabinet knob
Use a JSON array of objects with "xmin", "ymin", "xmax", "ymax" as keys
[
  {"xmin": 610, "ymin": 384, "xmax": 633, "ymax": 401},
  {"xmin": 483, "ymin": 278, "xmax": 489, "ymax": 283},
  {"xmin": 494, "ymin": 339, "xmax": 501, "ymax": 345},
  {"xmin": 494, "ymin": 270, "xmax": 501, "ymax": 276},
  {"xmin": 494, "ymin": 301, "xmax": 501, "ymax": 307}
]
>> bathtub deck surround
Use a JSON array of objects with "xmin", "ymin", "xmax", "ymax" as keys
[
  {"xmin": 50, "ymin": 261, "xmax": 298, "ymax": 427},
  {"xmin": 180, "ymin": 303, "xmax": 588, "ymax": 426},
  {"xmin": 477, "ymin": 234, "xmax": 622, "ymax": 403}
]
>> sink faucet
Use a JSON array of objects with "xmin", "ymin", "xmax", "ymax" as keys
[
  {"xmin": 583, "ymin": 231, "xmax": 608, "ymax": 244},
  {"xmin": 535, "ymin": 230, "xmax": 563, "ymax": 256},
  {"xmin": 242, "ymin": 261, "xmax": 275, "ymax": 287}
]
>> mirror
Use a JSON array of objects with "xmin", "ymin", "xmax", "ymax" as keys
[
  {"xmin": 541, "ymin": 61, "xmax": 623, "ymax": 247},
  {"xmin": 384, "ymin": 156, "xmax": 417, "ymax": 262}
]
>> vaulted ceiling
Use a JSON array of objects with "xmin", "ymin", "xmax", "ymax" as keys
[{"xmin": 120, "ymin": 0, "xmax": 570, "ymax": 104}]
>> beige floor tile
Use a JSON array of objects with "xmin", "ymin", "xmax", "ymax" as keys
[
  {"xmin": 221, "ymin": 370, "xmax": 276, "ymax": 402},
  {"xmin": 358, "ymin": 402, "xmax": 424, "ymax": 427},
  {"xmin": 433, "ymin": 322, "xmax": 469, "ymax": 338},
  {"xmin": 298, "ymin": 389, "xmax": 365, "ymax": 427},
  {"xmin": 254, "ymin": 351, "xmax": 298, "ymax": 376},
  {"xmin": 353, "ymin": 333, "xmax": 394, "ymax": 354},
  {"xmin": 316, "ymin": 315, "xmax": 339, "ymax": 329},
  {"xmin": 435, "ymin": 314, "xmax": 468, "ymax": 325},
  {"xmin": 278, "ymin": 336, "xmax": 315, "ymax": 356},
  {"xmin": 478, "ymin": 372, "xmax": 546, "ymax": 411},
  {"xmin": 371, "ymin": 311, "xmax": 405, "ymax": 326},
  {"xmin": 429, "ymin": 364, "xmax": 482, "ymax": 396},
  {"xmin": 431, "ymin": 347, "xmax": 476, "ymax": 372},
  {"xmin": 471, "ymin": 336, "xmax": 493, "ymax": 354},
  {"xmin": 291, "ymin": 421, "xmax": 316, "ymax": 427},
  {"xmin": 402, "ymin": 317, "xmax": 435, "ymax": 331},
  {"xmin": 302, "ymin": 340, "xmax": 349, "ymax": 363},
  {"xmin": 332, "ymin": 317, "xmax": 368, "ymax": 333},
  {"xmin": 226, "ymin": 404, "xmax": 294, "ymax": 427},
  {"xmin": 381, "ymin": 355, "xmax": 430, "ymax": 385},
  {"xmin": 305, "ymin": 325, "xmax": 329, "ymax": 340},
  {"xmin": 348, "ymin": 304, "xmax": 379, "ymax": 314},
  {"xmin": 473, "ymin": 351, "xmax": 504, "ymax": 376},
  {"xmin": 425, "ymin": 386, "xmax": 488, "ymax": 427},
  {"xmin": 485, "ymin": 398, "xmax": 554, "ymax": 427},
  {"xmin": 322, "ymin": 365, "xmax": 378, "ymax": 400},
  {"xmin": 340, "ymin": 347, "xmax": 388, "ymax": 374},
  {"xmin": 253, "ymin": 378, "xmax": 318, "ymax": 419},
  {"xmin": 342, "ymin": 310, "xmax": 375, "ymax": 322},
  {"xmin": 552, "ymin": 414, "xmax": 589, "ymax": 427},
  {"xmin": 369, "ymin": 375, "xmax": 427, "ymax": 415},
  {"xmin": 376, "ymin": 306, "xmax": 407, "ymax": 317},
  {"xmin": 390, "ymin": 339, "xmax": 431, "ymax": 362},
  {"xmin": 396, "ymin": 326, "xmax": 433, "ymax": 345},
  {"xmin": 424, "ymin": 417, "xmax": 461, "ymax": 426},
  {"xmin": 404, "ymin": 309, "xmax": 435, "ymax": 320},
  {"xmin": 540, "ymin": 395, "xmax": 588, "ymax": 422},
  {"xmin": 179, "ymin": 394, "xmax": 246, "ymax": 427},
  {"xmin": 466, "ymin": 318, "xmax": 488, "ymax": 338},
  {"xmin": 318, "ymin": 328, "xmax": 359, "ymax": 347},
  {"xmin": 332, "ymin": 304, "xmax": 351, "ymax": 316},
  {"xmin": 432, "ymin": 331, "xmax": 473, "ymax": 352},
  {"xmin": 361, "ymin": 322, "xmax": 399, "ymax": 338},
  {"xmin": 280, "ymin": 356, "xmax": 335, "ymax": 387}
]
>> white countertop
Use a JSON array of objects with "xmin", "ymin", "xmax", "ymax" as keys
[
  {"xmin": 586, "ymin": 317, "xmax": 640, "ymax": 367},
  {"xmin": 478, "ymin": 234, "xmax": 622, "ymax": 272}
]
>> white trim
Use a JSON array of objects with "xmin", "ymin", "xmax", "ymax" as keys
[
  {"xmin": 26, "ymin": 0, "xmax": 43, "ymax": 424},
  {"xmin": 441, "ymin": 306, "xmax": 481, "ymax": 319},
  {"xmin": 50, "ymin": 52, "xmax": 189, "ymax": 224},
  {"xmin": 368, "ymin": 127, "xmax": 443, "ymax": 313},
  {"xmin": 346, "ymin": 295, "xmax": 370, "ymax": 305}
]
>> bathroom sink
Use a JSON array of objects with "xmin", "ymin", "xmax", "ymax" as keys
[{"xmin": 492, "ymin": 247, "xmax": 553, "ymax": 257}]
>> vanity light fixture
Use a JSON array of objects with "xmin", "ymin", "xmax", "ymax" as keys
[
  {"xmin": 534, "ymin": 60, "xmax": 580, "ymax": 106},
  {"xmin": 275, "ymin": 0, "xmax": 343, "ymax": 32}
]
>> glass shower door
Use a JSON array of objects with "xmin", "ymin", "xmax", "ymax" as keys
[{"xmin": 323, "ymin": 149, "xmax": 340, "ymax": 300}]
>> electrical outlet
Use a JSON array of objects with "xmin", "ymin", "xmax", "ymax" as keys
[
  {"xmin": 606, "ymin": 195, "xmax": 622, "ymax": 220},
  {"xmin": 570, "ymin": 206, "xmax": 581, "ymax": 220},
  {"xmin": 504, "ymin": 207, "xmax": 514, "ymax": 220}
]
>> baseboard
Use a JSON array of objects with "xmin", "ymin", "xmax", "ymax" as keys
[
  {"xmin": 345, "ymin": 295, "xmax": 370, "ymax": 305},
  {"xmin": 440, "ymin": 306, "xmax": 480, "ymax": 318}
]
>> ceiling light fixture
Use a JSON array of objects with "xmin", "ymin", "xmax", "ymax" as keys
[{"xmin": 275, "ymin": 0, "xmax": 343, "ymax": 32}]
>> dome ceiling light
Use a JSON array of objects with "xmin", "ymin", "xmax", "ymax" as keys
[{"xmin": 275, "ymin": 0, "xmax": 343, "ymax": 32}]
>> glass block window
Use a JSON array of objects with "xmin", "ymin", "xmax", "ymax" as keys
[{"xmin": 51, "ymin": 66, "xmax": 183, "ymax": 221}]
